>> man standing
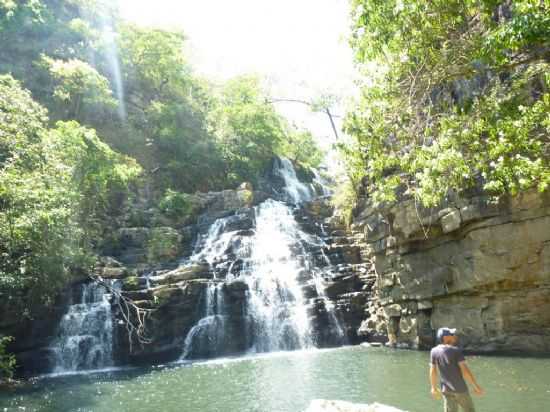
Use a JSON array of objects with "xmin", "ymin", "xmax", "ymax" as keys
[{"xmin": 429, "ymin": 327, "xmax": 484, "ymax": 412}]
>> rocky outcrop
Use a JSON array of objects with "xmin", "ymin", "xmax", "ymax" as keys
[
  {"xmin": 109, "ymin": 186, "xmax": 263, "ymax": 364},
  {"xmin": 294, "ymin": 199, "xmax": 376, "ymax": 345},
  {"xmin": 352, "ymin": 189, "xmax": 550, "ymax": 353}
]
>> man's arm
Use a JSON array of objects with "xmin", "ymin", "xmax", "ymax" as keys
[
  {"xmin": 429, "ymin": 363, "xmax": 441, "ymax": 399},
  {"xmin": 458, "ymin": 361, "xmax": 484, "ymax": 396}
]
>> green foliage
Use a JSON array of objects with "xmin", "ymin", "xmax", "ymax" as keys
[
  {"xmin": 117, "ymin": 24, "xmax": 192, "ymax": 101},
  {"xmin": 211, "ymin": 75, "xmax": 289, "ymax": 185},
  {"xmin": 0, "ymin": 336, "xmax": 16, "ymax": 380},
  {"xmin": 46, "ymin": 121, "xmax": 141, "ymax": 234},
  {"xmin": 147, "ymin": 227, "xmax": 180, "ymax": 263},
  {"xmin": 0, "ymin": 75, "xmax": 140, "ymax": 312},
  {"xmin": 0, "ymin": 75, "xmax": 82, "ymax": 303},
  {"xmin": 158, "ymin": 189, "xmax": 194, "ymax": 219},
  {"xmin": 109, "ymin": 24, "xmax": 225, "ymax": 192},
  {"xmin": 0, "ymin": 75, "xmax": 47, "ymax": 168},
  {"xmin": 0, "ymin": 0, "xmax": 113, "ymax": 90},
  {"xmin": 39, "ymin": 55, "xmax": 117, "ymax": 118},
  {"xmin": 1, "ymin": 2, "xmax": 322, "ymax": 195},
  {"xmin": 279, "ymin": 129, "xmax": 324, "ymax": 170},
  {"xmin": 344, "ymin": 0, "xmax": 550, "ymax": 207},
  {"xmin": 331, "ymin": 178, "xmax": 357, "ymax": 227}
]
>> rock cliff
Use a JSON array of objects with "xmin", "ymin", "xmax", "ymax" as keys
[{"xmin": 352, "ymin": 188, "xmax": 550, "ymax": 353}]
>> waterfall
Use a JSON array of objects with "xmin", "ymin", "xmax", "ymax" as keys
[
  {"xmin": 180, "ymin": 281, "xmax": 230, "ymax": 359},
  {"xmin": 51, "ymin": 281, "xmax": 116, "ymax": 372},
  {"xmin": 180, "ymin": 157, "xmax": 345, "ymax": 359},
  {"xmin": 276, "ymin": 157, "xmax": 314, "ymax": 204},
  {"xmin": 189, "ymin": 217, "xmax": 240, "ymax": 269},
  {"xmin": 244, "ymin": 199, "xmax": 314, "ymax": 351},
  {"xmin": 312, "ymin": 168, "xmax": 332, "ymax": 197}
]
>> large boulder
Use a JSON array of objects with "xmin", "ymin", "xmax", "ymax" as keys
[
  {"xmin": 304, "ymin": 400, "xmax": 407, "ymax": 412},
  {"xmin": 149, "ymin": 263, "xmax": 212, "ymax": 286}
]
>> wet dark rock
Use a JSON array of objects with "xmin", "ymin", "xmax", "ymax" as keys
[
  {"xmin": 223, "ymin": 279, "xmax": 249, "ymax": 300},
  {"xmin": 302, "ymin": 282, "xmax": 319, "ymax": 300}
]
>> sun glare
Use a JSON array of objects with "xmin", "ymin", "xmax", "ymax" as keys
[{"xmin": 118, "ymin": 0, "xmax": 355, "ymax": 142}]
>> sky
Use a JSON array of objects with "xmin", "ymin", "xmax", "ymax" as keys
[{"xmin": 118, "ymin": 0, "xmax": 357, "ymax": 148}]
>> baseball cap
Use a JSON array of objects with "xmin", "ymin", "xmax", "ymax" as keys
[{"xmin": 437, "ymin": 327, "xmax": 457, "ymax": 341}]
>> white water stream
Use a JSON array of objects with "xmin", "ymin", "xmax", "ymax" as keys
[
  {"xmin": 181, "ymin": 158, "xmax": 345, "ymax": 358},
  {"xmin": 50, "ymin": 282, "xmax": 116, "ymax": 372},
  {"xmin": 50, "ymin": 158, "xmax": 342, "ymax": 370}
]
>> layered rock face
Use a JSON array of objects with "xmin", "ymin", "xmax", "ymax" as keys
[
  {"xmin": 107, "ymin": 185, "xmax": 262, "ymax": 364},
  {"xmin": 294, "ymin": 199, "xmax": 377, "ymax": 345},
  {"xmin": 354, "ymin": 189, "xmax": 550, "ymax": 353}
]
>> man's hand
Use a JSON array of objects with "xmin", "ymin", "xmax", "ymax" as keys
[
  {"xmin": 459, "ymin": 361, "xmax": 484, "ymax": 397},
  {"xmin": 429, "ymin": 363, "xmax": 440, "ymax": 400},
  {"xmin": 472, "ymin": 385, "xmax": 484, "ymax": 396}
]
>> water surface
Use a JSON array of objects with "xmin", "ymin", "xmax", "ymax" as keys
[{"xmin": 2, "ymin": 346, "xmax": 549, "ymax": 412}]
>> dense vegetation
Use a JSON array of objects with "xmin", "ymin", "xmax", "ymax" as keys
[
  {"xmin": 339, "ymin": 0, "xmax": 549, "ymax": 213},
  {"xmin": 0, "ymin": 0, "xmax": 322, "ymax": 335}
]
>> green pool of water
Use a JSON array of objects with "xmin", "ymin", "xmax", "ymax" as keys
[{"xmin": 2, "ymin": 346, "xmax": 549, "ymax": 412}]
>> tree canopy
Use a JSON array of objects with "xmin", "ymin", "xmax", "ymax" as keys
[{"xmin": 342, "ymin": 0, "xmax": 549, "ymax": 207}]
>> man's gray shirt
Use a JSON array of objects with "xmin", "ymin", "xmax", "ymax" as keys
[{"xmin": 430, "ymin": 344, "xmax": 469, "ymax": 393}]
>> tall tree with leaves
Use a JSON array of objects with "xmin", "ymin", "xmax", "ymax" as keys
[{"xmin": 343, "ymin": 0, "xmax": 549, "ymax": 206}]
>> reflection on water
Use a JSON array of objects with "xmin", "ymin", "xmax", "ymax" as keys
[{"xmin": 2, "ymin": 346, "xmax": 550, "ymax": 412}]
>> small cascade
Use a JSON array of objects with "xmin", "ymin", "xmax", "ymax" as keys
[
  {"xmin": 312, "ymin": 169, "xmax": 332, "ymax": 197},
  {"xmin": 51, "ymin": 281, "xmax": 116, "ymax": 372},
  {"xmin": 181, "ymin": 282, "xmax": 230, "ymax": 359},
  {"xmin": 180, "ymin": 157, "xmax": 347, "ymax": 359},
  {"xmin": 275, "ymin": 157, "xmax": 314, "ymax": 203},
  {"xmin": 189, "ymin": 217, "xmax": 244, "ymax": 268}
]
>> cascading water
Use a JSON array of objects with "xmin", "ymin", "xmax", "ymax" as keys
[
  {"xmin": 50, "ymin": 281, "xmax": 116, "ymax": 372},
  {"xmin": 180, "ymin": 157, "xmax": 346, "ymax": 359},
  {"xmin": 244, "ymin": 199, "xmax": 315, "ymax": 351},
  {"xmin": 180, "ymin": 282, "xmax": 229, "ymax": 359},
  {"xmin": 276, "ymin": 157, "xmax": 314, "ymax": 203}
]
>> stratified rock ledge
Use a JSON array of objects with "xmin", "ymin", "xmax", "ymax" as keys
[{"xmin": 304, "ymin": 399, "xmax": 407, "ymax": 412}]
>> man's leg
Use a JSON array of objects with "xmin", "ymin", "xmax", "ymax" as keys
[
  {"xmin": 442, "ymin": 393, "xmax": 459, "ymax": 412},
  {"xmin": 455, "ymin": 392, "xmax": 476, "ymax": 412}
]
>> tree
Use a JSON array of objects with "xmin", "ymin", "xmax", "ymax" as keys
[
  {"xmin": 0, "ymin": 75, "xmax": 140, "ymax": 312},
  {"xmin": 0, "ymin": 336, "xmax": 16, "ymax": 381},
  {"xmin": 211, "ymin": 75, "xmax": 290, "ymax": 185},
  {"xmin": 40, "ymin": 55, "xmax": 117, "ymax": 118},
  {"xmin": 343, "ymin": 0, "xmax": 549, "ymax": 206},
  {"xmin": 279, "ymin": 129, "xmax": 324, "ymax": 169},
  {"xmin": 0, "ymin": 0, "xmax": 114, "ymax": 95}
]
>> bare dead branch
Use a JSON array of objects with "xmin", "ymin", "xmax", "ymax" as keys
[{"xmin": 89, "ymin": 275, "xmax": 153, "ymax": 353}]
